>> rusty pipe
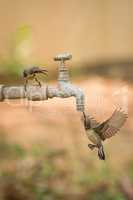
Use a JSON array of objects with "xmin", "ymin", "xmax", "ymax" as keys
[{"xmin": 0, "ymin": 53, "xmax": 85, "ymax": 111}]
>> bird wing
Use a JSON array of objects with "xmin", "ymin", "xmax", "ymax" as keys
[
  {"xmin": 83, "ymin": 112, "xmax": 100, "ymax": 130},
  {"xmin": 31, "ymin": 66, "xmax": 48, "ymax": 75},
  {"xmin": 97, "ymin": 108, "xmax": 128, "ymax": 140}
]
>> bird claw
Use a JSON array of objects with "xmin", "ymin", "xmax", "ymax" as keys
[{"xmin": 23, "ymin": 66, "xmax": 48, "ymax": 91}]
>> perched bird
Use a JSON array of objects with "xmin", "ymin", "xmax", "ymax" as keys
[
  {"xmin": 82, "ymin": 108, "xmax": 128, "ymax": 160},
  {"xmin": 23, "ymin": 66, "xmax": 48, "ymax": 91}
]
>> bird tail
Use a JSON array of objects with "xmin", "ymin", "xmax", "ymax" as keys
[{"xmin": 98, "ymin": 145, "xmax": 105, "ymax": 160}]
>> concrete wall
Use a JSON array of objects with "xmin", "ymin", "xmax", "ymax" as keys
[{"xmin": 0, "ymin": 0, "xmax": 133, "ymax": 64}]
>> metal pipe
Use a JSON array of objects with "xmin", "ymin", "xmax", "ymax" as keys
[
  {"xmin": 0, "ymin": 53, "xmax": 85, "ymax": 111},
  {"xmin": 55, "ymin": 52, "xmax": 85, "ymax": 111}
]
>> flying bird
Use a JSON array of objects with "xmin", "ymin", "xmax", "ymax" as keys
[
  {"xmin": 82, "ymin": 108, "xmax": 128, "ymax": 160},
  {"xmin": 23, "ymin": 66, "xmax": 48, "ymax": 91}
]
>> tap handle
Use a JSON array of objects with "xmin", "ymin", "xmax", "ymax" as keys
[{"xmin": 54, "ymin": 52, "xmax": 72, "ymax": 62}]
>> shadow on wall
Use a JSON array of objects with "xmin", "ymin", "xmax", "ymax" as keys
[
  {"xmin": 0, "ymin": 59, "xmax": 133, "ymax": 84},
  {"xmin": 75, "ymin": 59, "xmax": 133, "ymax": 83}
]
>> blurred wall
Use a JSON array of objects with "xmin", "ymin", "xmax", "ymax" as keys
[{"xmin": 0, "ymin": 0, "xmax": 133, "ymax": 65}]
